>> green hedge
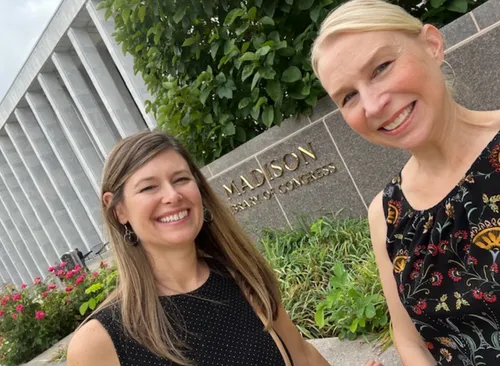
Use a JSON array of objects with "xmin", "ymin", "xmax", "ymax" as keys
[{"xmin": 99, "ymin": 0, "xmax": 487, "ymax": 164}]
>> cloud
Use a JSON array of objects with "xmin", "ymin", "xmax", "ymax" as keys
[{"xmin": 0, "ymin": 0, "xmax": 63, "ymax": 100}]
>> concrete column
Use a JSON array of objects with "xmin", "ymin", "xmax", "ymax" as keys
[
  {"xmin": 0, "ymin": 242, "xmax": 20, "ymax": 285},
  {"xmin": 0, "ymin": 257, "xmax": 8, "ymax": 284},
  {"xmin": 5, "ymin": 119, "xmax": 88, "ymax": 253},
  {"xmin": 0, "ymin": 193, "xmax": 40, "ymax": 281},
  {"xmin": 86, "ymin": 0, "xmax": 157, "ymax": 130},
  {"xmin": 52, "ymin": 51, "xmax": 118, "ymax": 156},
  {"xmin": 68, "ymin": 27, "xmax": 146, "ymax": 137},
  {"xmin": 15, "ymin": 106, "xmax": 100, "ymax": 250},
  {"xmin": 37, "ymin": 72, "xmax": 103, "ymax": 190},
  {"xmin": 25, "ymin": 92, "xmax": 104, "ymax": 242},
  {"xmin": 0, "ymin": 147, "xmax": 57, "ymax": 268}
]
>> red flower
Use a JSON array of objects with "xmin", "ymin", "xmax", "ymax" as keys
[
  {"xmin": 448, "ymin": 268, "xmax": 462, "ymax": 282},
  {"xmin": 48, "ymin": 266, "xmax": 56, "ymax": 272},
  {"xmin": 41, "ymin": 291, "xmax": 48, "ymax": 298},
  {"xmin": 66, "ymin": 271, "xmax": 74, "ymax": 279},
  {"xmin": 412, "ymin": 305, "xmax": 423, "ymax": 315},
  {"xmin": 60, "ymin": 261, "xmax": 67, "ymax": 268},
  {"xmin": 484, "ymin": 293, "xmax": 497, "ymax": 303},
  {"xmin": 0, "ymin": 310, "xmax": 4, "ymax": 317},
  {"xmin": 21, "ymin": 284, "xmax": 27, "ymax": 289},
  {"xmin": 12, "ymin": 294, "xmax": 21, "ymax": 301},
  {"xmin": 65, "ymin": 286, "xmax": 74, "ymax": 292},
  {"xmin": 414, "ymin": 245, "xmax": 427, "ymax": 256},
  {"xmin": 463, "ymin": 244, "xmax": 471, "ymax": 253},
  {"xmin": 11, "ymin": 313, "xmax": 17, "ymax": 319},
  {"xmin": 438, "ymin": 240, "xmax": 449, "ymax": 254},
  {"xmin": 490, "ymin": 144, "xmax": 500, "ymax": 172},
  {"xmin": 413, "ymin": 259, "xmax": 424, "ymax": 270},
  {"xmin": 410, "ymin": 270, "xmax": 420, "ymax": 280},
  {"xmin": 399, "ymin": 283, "xmax": 404, "ymax": 293},
  {"xmin": 1, "ymin": 297, "xmax": 8, "ymax": 306},
  {"xmin": 75, "ymin": 275, "xmax": 84, "ymax": 285},
  {"xmin": 428, "ymin": 244, "xmax": 438, "ymax": 256},
  {"xmin": 48, "ymin": 284, "xmax": 57, "ymax": 290},
  {"xmin": 491, "ymin": 263, "xmax": 499, "ymax": 273},
  {"xmin": 417, "ymin": 299, "xmax": 428, "ymax": 310},
  {"xmin": 431, "ymin": 272, "xmax": 443, "ymax": 286},
  {"xmin": 34, "ymin": 277, "xmax": 41, "ymax": 285},
  {"xmin": 467, "ymin": 256, "xmax": 478, "ymax": 265},
  {"xmin": 472, "ymin": 288, "xmax": 483, "ymax": 300},
  {"xmin": 56, "ymin": 270, "xmax": 65, "ymax": 277},
  {"xmin": 426, "ymin": 342, "xmax": 434, "ymax": 350},
  {"xmin": 454, "ymin": 230, "xmax": 469, "ymax": 240},
  {"xmin": 16, "ymin": 304, "xmax": 24, "ymax": 312},
  {"xmin": 35, "ymin": 311, "xmax": 46, "ymax": 320}
]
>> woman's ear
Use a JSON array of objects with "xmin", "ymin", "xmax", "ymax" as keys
[
  {"xmin": 103, "ymin": 192, "xmax": 128, "ymax": 225},
  {"xmin": 420, "ymin": 24, "xmax": 445, "ymax": 64}
]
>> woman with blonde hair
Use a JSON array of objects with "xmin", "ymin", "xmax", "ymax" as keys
[
  {"xmin": 312, "ymin": 0, "xmax": 500, "ymax": 365},
  {"xmin": 66, "ymin": 131, "xmax": 333, "ymax": 366}
]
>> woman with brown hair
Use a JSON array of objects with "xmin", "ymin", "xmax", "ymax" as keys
[
  {"xmin": 311, "ymin": 0, "xmax": 500, "ymax": 365},
  {"xmin": 66, "ymin": 131, "xmax": 333, "ymax": 366}
]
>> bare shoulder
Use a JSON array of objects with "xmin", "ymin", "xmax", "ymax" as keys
[{"xmin": 67, "ymin": 319, "xmax": 119, "ymax": 366}]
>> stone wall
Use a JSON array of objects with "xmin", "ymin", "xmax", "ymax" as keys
[{"xmin": 201, "ymin": 0, "xmax": 500, "ymax": 234}]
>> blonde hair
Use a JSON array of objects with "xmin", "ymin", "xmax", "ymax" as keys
[
  {"xmin": 311, "ymin": 0, "xmax": 423, "ymax": 77},
  {"xmin": 94, "ymin": 131, "xmax": 281, "ymax": 364}
]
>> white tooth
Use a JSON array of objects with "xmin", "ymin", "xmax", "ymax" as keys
[
  {"xmin": 173, "ymin": 214, "xmax": 179, "ymax": 221},
  {"xmin": 383, "ymin": 103, "xmax": 414, "ymax": 131}
]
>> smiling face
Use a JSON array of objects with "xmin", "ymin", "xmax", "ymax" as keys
[
  {"xmin": 113, "ymin": 149, "xmax": 204, "ymax": 252},
  {"xmin": 316, "ymin": 26, "xmax": 448, "ymax": 150}
]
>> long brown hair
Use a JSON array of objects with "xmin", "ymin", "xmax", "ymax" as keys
[{"xmin": 96, "ymin": 131, "xmax": 281, "ymax": 364}]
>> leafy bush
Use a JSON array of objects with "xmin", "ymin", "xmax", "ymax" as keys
[
  {"xmin": 261, "ymin": 216, "xmax": 391, "ymax": 348},
  {"xmin": 99, "ymin": 0, "xmax": 486, "ymax": 164},
  {"xmin": 0, "ymin": 261, "xmax": 117, "ymax": 365}
]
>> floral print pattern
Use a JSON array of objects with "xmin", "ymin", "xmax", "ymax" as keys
[{"xmin": 383, "ymin": 131, "xmax": 500, "ymax": 365}]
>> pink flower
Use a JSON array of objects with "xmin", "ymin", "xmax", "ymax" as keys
[
  {"xmin": 65, "ymin": 271, "xmax": 74, "ymax": 279},
  {"xmin": 48, "ymin": 266, "xmax": 56, "ymax": 272},
  {"xmin": 75, "ymin": 275, "xmax": 84, "ymax": 285},
  {"xmin": 16, "ymin": 304, "xmax": 24, "ymax": 312},
  {"xmin": 92, "ymin": 271, "xmax": 99, "ymax": 278},
  {"xmin": 0, "ymin": 310, "xmax": 5, "ymax": 317},
  {"xmin": 431, "ymin": 272, "xmax": 443, "ymax": 286},
  {"xmin": 35, "ymin": 311, "xmax": 46, "ymax": 320},
  {"xmin": 472, "ymin": 288, "xmax": 483, "ymax": 300},
  {"xmin": 484, "ymin": 292, "xmax": 497, "ymax": 303},
  {"xmin": 60, "ymin": 261, "xmax": 67, "ymax": 268},
  {"xmin": 74, "ymin": 264, "xmax": 81, "ymax": 272},
  {"xmin": 65, "ymin": 286, "xmax": 74, "ymax": 292},
  {"xmin": 34, "ymin": 277, "xmax": 41, "ymax": 285},
  {"xmin": 11, "ymin": 313, "xmax": 17, "ymax": 319},
  {"xmin": 1, "ymin": 296, "xmax": 8, "ymax": 306},
  {"xmin": 48, "ymin": 284, "xmax": 57, "ymax": 290},
  {"xmin": 12, "ymin": 294, "xmax": 21, "ymax": 301},
  {"xmin": 21, "ymin": 284, "xmax": 27, "ymax": 289},
  {"xmin": 56, "ymin": 270, "xmax": 65, "ymax": 277},
  {"xmin": 41, "ymin": 291, "xmax": 48, "ymax": 298}
]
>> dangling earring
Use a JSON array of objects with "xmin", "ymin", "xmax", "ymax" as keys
[
  {"xmin": 442, "ymin": 59, "xmax": 456, "ymax": 89},
  {"xmin": 203, "ymin": 206, "xmax": 214, "ymax": 223},
  {"xmin": 123, "ymin": 224, "xmax": 139, "ymax": 246}
]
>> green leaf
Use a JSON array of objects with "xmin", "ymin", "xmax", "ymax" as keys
[
  {"xmin": 315, "ymin": 308, "xmax": 325, "ymax": 328},
  {"xmin": 104, "ymin": 7, "xmax": 113, "ymax": 20},
  {"xmin": 238, "ymin": 97, "xmax": 251, "ymax": 109},
  {"xmin": 239, "ymin": 52, "xmax": 258, "ymax": 62},
  {"xmin": 210, "ymin": 42, "xmax": 221, "ymax": 60},
  {"xmin": 430, "ymin": 0, "xmax": 446, "ymax": 8},
  {"xmin": 121, "ymin": 8, "xmax": 130, "ymax": 24},
  {"xmin": 223, "ymin": 122, "xmax": 236, "ymax": 135},
  {"xmin": 266, "ymin": 80, "xmax": 282, "ymax": 102},
  {"xmin": 235, "ymin": 126, "xmax": 246, "ymax": 142},
  {"xmin": 235, "ymin": 23, "xmax": 249, "ymax": 36},
  {"xmin": 247, "ymin": 6, "xmax": 257, "ymax": 20},
  {"xmin": 365, "ymin": 304, "xmax": 377, "ymax": 319},
  {"xmin": 241, "ymin": 42, "xmax": 250, "ymax": 53},
  {"xmin": 173, "ymin": 8, "xmax": 186, "ymax": 23},
  {"xmin": 215, "ymin": 72, "xmax": 227, "ymax": 84},
  {"xmin": 200, "ymin": 87, "xmax": 211, "ymax": 105},
  {"xmin": 182, "ymin": 36, "xmax": 199, "ymax": 47},
  {"xmin": 310, "ymin": 6, "xmax": 321, "ymax": 22},
  {"xmin": 135, "ymin": 43, "xmax": 144, "ymax": 53},
  {"xmin": 138, "ymin": 6, "xmax": 146, "ymax": 22},
  {"xmin": 204, "ymin": 114, "xmax": 213, "ymax": 124},
  {"xmin": 259, "ymin": 66, "xmax": 276, "ymax": 80},
  {"xmin": 251, "ymin": 72, "xmax": 261, "ymax": 90},
  {"xmin": 259, "ymin": 16, "xmax": 275, "ymax": 26},
  {"xmin": 281, "ymin": 66, "xmax": 302, "ymax": 83},
  {"xmin": 256, "ymin": 46, "xmax": 271, "ymax": 57},
  {"xmin": 299, "ymin": 0, "xmax": 314, "ymax": 10},
  {"xmin": 349, "ymin": 318, "xmax": 359, "ymax": 333},
  {"xmin": 262, "ymin": 106, "xmax": 274, "ymax": 127},
  {"xmin": 242, "ymin": 64, "xmax": 256, "ymax": 82},
  {"xmin": 79, "ymin": 302, "xmax": 89, "ymax": 316},
  {"xmin": 285, "ymin": 0, "xmax": 293, "ymax": 4},
  {"xmin": 217, "ymin": 86, "xmax": 233, "ymax": 99},
  {"xmin": 224, "ymin": 8, "xmax": 245, "ymax": 26},
  {"xmin": 447, "ymin": 0, "xmax": 468, "ymax": 13},
  {"xmin": 88, "ymin": 298, "xmax": 97, "ymax": 310}
]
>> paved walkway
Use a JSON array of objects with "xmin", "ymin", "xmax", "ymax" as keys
[{"xmin": 24, "ymin": 336, "xmax": 401, "ymax": 365}]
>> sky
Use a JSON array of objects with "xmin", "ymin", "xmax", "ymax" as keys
[{"xmin": 0, "ymin": 0, "xmax": 63, "ymax": 101}]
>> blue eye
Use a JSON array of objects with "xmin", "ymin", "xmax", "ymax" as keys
[
  {"xmin": 139, "ymin": 185, "xmax": 155, "ymax": 193},
  {"xmin": 373, "ymin": 61, "xmax": 392, "ymax": 77},
  {"xmin": 342, "ymin": 91, "xmax": 358, "ymax": 106}
]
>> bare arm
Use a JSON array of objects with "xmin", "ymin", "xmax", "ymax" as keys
[
  {"xmin": 369, "ymin": 192, "xmax": 436, "ymax": 366},
  {"xmin": 67, "ymin": 319, "xmax": 120, "ymax": 366},
  {"xmin": 273, "ymin": 304, "xmax": 330, "ymax": 366}
]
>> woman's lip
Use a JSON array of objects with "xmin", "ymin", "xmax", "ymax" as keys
[{"xmin": 379, "ymin": 101, "xmax": 417, "ymax": 135}]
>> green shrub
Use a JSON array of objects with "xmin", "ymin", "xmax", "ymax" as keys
[
  {"xmin": 261, "ymin": 216, "xmax": 391, "ymax": 348},
  {"xmin": 0, "ymin": 262, "xmax": 117, "ymax": 365},
  {"xmin": 98, "ymin": 0, "xmax": 486, "ymax": 165}
]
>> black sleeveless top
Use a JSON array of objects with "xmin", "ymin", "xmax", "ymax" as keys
[
  {"xmin": 92, "ymin": 260, "xmax": 289, "ymax": 366},
  {"xmin": 383, "ymin": 131, "xmax": 500, "ymax": 365}
]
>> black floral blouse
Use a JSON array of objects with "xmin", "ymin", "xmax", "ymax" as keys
[{"xmin": 383, "ymin": 131, "xmax": 500, "ymax": 365}]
